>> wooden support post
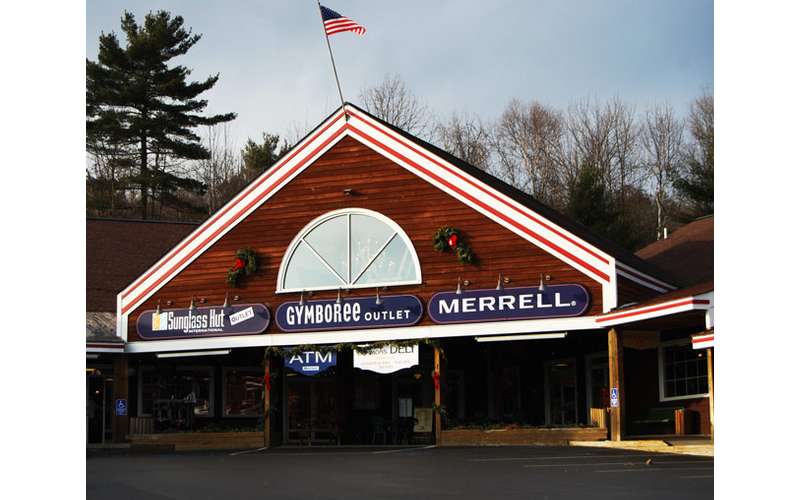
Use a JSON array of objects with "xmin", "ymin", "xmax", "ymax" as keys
[
  {"xmin": 264, "ymin": 356, "xmax": 271, "ymax": 449},
  {"xmin": 434, "ymin": 346, "xmax": 442, "ymax": 445},
  {"xmin": 608, "ymin": 328, "xmax": 625, "ymax": 441},
  {"xmin": 707, "ymin": 348, "xmax": 714, "ymax": 439},
  {"xmin": 111, "ymin": 354, "xmax": 129, "ymax": 443}
]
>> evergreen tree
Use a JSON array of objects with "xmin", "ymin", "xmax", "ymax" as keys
[
  {"xmin": 87, "ymin": 10, "xmax": 236, "ymax": 219},
  {"xmin": 241, "ymin": 133, "xmax": 290, "ymax": 182}
]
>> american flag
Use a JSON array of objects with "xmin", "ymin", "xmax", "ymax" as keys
[{"xmin": 320, "ymin": 5, "xmax": 366, "ymax": 36}]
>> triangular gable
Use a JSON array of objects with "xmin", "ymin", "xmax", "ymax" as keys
[{"xmin": 117, "ymin": 104, "xmax": 667, "ymax": 338}]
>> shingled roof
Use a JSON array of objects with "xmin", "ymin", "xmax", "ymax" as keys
[{"xmin": 636, "ymin": 215, "xmax": 714, "ymax": 287}]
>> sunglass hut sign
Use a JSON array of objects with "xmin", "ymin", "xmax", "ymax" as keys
[{"xmin": 136, "ymin": 303, "xmax": 271, "ymax": 340}]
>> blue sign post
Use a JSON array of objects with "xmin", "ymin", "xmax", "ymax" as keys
[
  {"xmin": 115, "ymin": 398, "xmax": 128, "ymax": 417},
  {"xmin": 428, "ymin": 284, "xmax": 590, "ymax": 324}
]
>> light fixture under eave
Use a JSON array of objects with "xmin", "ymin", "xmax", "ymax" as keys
[
  {"xmin": 375, "ymin": 287, "xmax": 382, "ymax": 305},
  {"xmin": 456, "ymin": 276, "xmax": 462, "ymax": 295},
  {"xmin": 538, "ymin": 273, "xmax": 547, "ymax": 292},
  {"xmin": 475, "ymin": 332, "xmax": 568, "ymax": 343},
  {"xmin": 189, "ymin": 296, "xmax": 196, "ymax": 311},
  {"xmin": 299, "ymin": 290, "xmax": 306, "ymax": 307},
  {"xmin": 222, "ymin": 292, "xmax": 230, "ymax": 309},
  {"xmin": 155, "ymin": 299, "xmax": 161, "ymax": 315},
  {"xmin": 496, "ymin": 273, "xmax": 504, "ymax": 291},
  {"xmin": 336, "ymin": 288, "xmax": 343, "ymax": 305},
  {"xmin": 157, "ymin": 349, "xmax": 232, "ymax": 359}
]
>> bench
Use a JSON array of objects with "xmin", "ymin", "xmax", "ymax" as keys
[{"xmin": 632, "ymin": 407, "xmax": 687, "ymax": 435}]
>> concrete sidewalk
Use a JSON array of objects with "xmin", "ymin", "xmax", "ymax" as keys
[{"xmin": 570, "ymin": 438, "xmax": 714, "ymax": 457}]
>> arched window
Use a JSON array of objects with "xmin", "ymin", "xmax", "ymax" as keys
[{"xmin": 277, "ymin": 208, "xmax": 422, "ymax": 293}]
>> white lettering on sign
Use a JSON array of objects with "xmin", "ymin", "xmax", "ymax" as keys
[
  {"xmin": 354, "ymin": 344, "xmax": 419, "ymax": 374},
  {"xmin": 228, "ymin": 307, "xmax": 252, "ymax": 326},
  {"xmin": 436, "ymin": 293, "xmax": 576, "ymax": 316}
]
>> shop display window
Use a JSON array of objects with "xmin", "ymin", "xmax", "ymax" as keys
[
  {"xmin": 659, "ymin": 342, "xmax": 709, "ymax": 401},
  {"xmin": 138, "ymin": 366, "xmax": 214, "ymax": 418},
  {"xmin": 223, "ymin": 368, "xmax": 263, "ymax": 417}
]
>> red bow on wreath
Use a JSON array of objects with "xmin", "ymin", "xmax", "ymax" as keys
[
  {"xmin": 433, "ymin": 371, "xmax": 440, "ymax": 390},
  {"xmin": 234, "ymin": 258, "xmax": 245, "ymax": 270},
  {"xmin": 264, "ymin": 372, "xmax": 271, "ymax": 392}
]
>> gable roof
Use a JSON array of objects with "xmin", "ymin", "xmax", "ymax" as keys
[
  {"xmin": 636, "ymin": 215, "xmax": 714, "ymax": 287},
  {"xmin": 117, "ymin": 103, "xmax": 677, "ymax": 337}
]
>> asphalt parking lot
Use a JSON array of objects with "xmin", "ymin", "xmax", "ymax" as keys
[{"xmin": 87, "ymin": 445, "xmax": 713, "ymax": 499}]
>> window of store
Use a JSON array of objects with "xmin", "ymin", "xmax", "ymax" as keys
[
  {"xmin": 658, "ymin": 341, "xmax": 709, "ymax": 401},
  {"xmin": 277, "ymin": 208, "xmax": 421, "ymax": 293},
  {"xmin": 137, "ymin": 366, "xmax": 214, "ymax": 418},
  {"xmin": 222, "ymin": 368, "xmax": 264, "ymax": 417}
]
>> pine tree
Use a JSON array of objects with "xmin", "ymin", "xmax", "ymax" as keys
[
  {"xmin": 241, "ymin": 133, "xmax": 290, "ymax": 182},
  {"xmin": 86, "ymin": 10, "xmax": 236, "ymax": 219}
]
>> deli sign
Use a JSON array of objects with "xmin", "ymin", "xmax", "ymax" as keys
[
  {"xmin": 275, "ymin": 295, "xmax": 423, "ymax": 332},
  {"xmin": 136, "ymin": 303, "xmax": 270, "ymax": 340},
  {"xmin": 428, "ymin": 284, "xmax": 589, "ymax": 324}
]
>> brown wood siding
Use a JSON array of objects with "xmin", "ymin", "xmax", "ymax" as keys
[
  {"xmin": 127, "ymin": 137, "xmax": 604, "ymax": 340},
  {"xmin": 617, "ymin": 276, "xmax": 663, "ymax": 306}
]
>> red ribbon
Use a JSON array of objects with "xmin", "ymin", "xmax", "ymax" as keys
[
  {"xmin": 264, "ymin": 372, "xmax": 271, "ymax": 392},
  {"xmin": 433, "ymin": 371, "xmax": 440, "ymax": 390}
]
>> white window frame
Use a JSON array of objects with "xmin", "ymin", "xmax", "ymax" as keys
[
  {"xmin": 657, "ymin": 339, "xmax": 709, "ymax": 402},
  {"xmin": 221, "ymin": 367, "xmax": 264, "ymax": 419},
  {"xmin": 276, "ymin": 208, "xmax": 422, "ymax": 293},
  {"xmin": 137, "ymin": 365, "xmax": 215, "ymax": 418}
]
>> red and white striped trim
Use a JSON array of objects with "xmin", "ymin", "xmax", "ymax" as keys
[
  {"xmin": 617, "ymin": 261, "xmax": 677, "ymax": 293},
  {"xmin": 596, "ymin": 296, "xmax": 711, "ymax": 326},
  {"xmin": 118, "ymin": 105, "xmax": 671, "ymax": 337},
  {"xmin": 692, "ymin": 333, "xmax": 714, "ymax": 350}
]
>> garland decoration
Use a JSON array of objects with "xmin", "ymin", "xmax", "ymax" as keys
[
  {"xmin": 432, "ymin": 226, "xmax": 474, "ymax": 264},
  {"xmin": 265, "ymin": 338, "xmax": 439, "ymax": 358},
  {"xmin": 227, "ymin": 248, "xmax": 258, "ymax": 287}
]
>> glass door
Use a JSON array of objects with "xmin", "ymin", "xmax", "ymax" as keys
[
  {"xmin": 585, "ymin": 354, "xmax": 609, "ymax": 423},
  {"xmin": 285, "ymin": 375, "xmax": 337, "ymax": 444},
  {"xmin": 544, "ymin": 358, "xmax": 578, "ymax": 426}
]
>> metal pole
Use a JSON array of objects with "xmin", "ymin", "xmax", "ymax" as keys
[{"xmin": 316, "ymin": 0, "xmax": 347, "ymax": 112}]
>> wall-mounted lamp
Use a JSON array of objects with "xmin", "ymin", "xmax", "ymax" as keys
[
  {"xmin": 336, "ymin": 288, "xmax": 343, "ymax": 305},
  {"xmin": 199, "ymin": 297, "xmax": 207, "ymax": 304},
  {"xmin": 538, "ymin": 273, "xmax": 547, "ymax": 292},
  {"xmin": 456, "ymin": 276, "xmax": 462, "ymax": 295},
  {"xmin": 375, "ymin": 287, "xmax": 382, "ymax": 305},
  {"xmin": 299, "ymin": 290, "xmax": 306, "ymax": 307},
  {"xmin": 155, "ymin": 299, "xmax": 161, "ymax": 315},
  {"xmin": 222, "ymin": 292, "xmax": 230, "ymax": 309},
  {"xmin": 496, "ymin": 274, "xmax": 505, "ymax": 291},
  {"xmin": 343, "ymin": 188, "xmax": 354, "ymax": 196},
  {"xmin": 189, "ymin": 296, "xmax": 196, "ymax": 311},
  {"xmin": 166, "ymin": 300, "xmax": 173, "ymax": 306}
]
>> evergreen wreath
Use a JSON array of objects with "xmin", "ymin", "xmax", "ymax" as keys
[
  {"xmin": 432, "ymin": 226, "xmax": 474, "ymax": 264},
  {"xmin": 227, "ymin": 248, "xmax": 258, "ymax": 287}
]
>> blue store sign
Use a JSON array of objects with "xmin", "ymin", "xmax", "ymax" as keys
[
  {"xmin": 428, "ymin": 284, "xmax": 589, "ymax": 324},
  {"xmin": 275, "ymin": 295, "xmax": 423, "ymax": 333},
  {"xmin": 136, "ymin": 303, "xmax": 270, "ymax": 340},
  {"xmin": 284, "ymin": 351, "xmax": 337, "ymax": 375}
]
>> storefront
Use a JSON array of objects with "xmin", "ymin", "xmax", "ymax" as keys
[{"xmin": 105, "ymin": 104, "xmax": 714, "ymax": 448}]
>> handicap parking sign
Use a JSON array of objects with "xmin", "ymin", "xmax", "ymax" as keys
[
  {"xmin": 115, "ymin": 398, "xmax": 127, "ymax": 416},
  {"xmin": 610, "ymin": 388, "xmax": 619, "ymax": 408}
]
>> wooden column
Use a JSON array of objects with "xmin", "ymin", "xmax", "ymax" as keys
[
  {"xmin": 111, "ymin": 354, "xmax": 129, "ymax": 443},
  {"xmin": 434, "ymin": 346, "xmax": 442, "ymax": 445},
  {"xmin": 608, "ymin": 328, "xmax": 625, "ymax": 441},
  {"xmin": 707, "ymin": 348, "xmax": 714, "ymax": 439},
  {"xmin": 264, "ymin": 356, "xmax": 271, "ymax": 449}
]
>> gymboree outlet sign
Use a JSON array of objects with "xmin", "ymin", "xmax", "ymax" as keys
[
  {"xmin": 275, "ymin": 295, "xmax": 423, "ymax": 332},
  {"xmin": 136, "ymin": 303, "xmax": 271, "ymax": 340},
  {"xmin": 428, "ymin": 285, "xmax": 589, "ymax": 324}
]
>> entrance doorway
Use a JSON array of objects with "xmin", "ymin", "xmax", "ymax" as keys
[
  {"xmin": 86, "ymin": 369, "xmax": 112, "ymax": 444},
  {"xmin": 284, "ymin": 374, "xmax": 337, "ymax": 444},
  {"xmin": 585, "ymin": 353, "xmax": 609, "ymax": 423},
  {"xmin": 544, "ymin": 358, "xmax": 578, "ymax": 426}
]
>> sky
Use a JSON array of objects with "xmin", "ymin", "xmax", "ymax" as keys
[{"xmin": 86, "ymin": 0, "xmax": 713, "ymax": 149}]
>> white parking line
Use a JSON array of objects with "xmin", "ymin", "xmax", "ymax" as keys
[
  {"xmin": 593, "ymin": 466, "xmax": 714, "ymax": 473},
  {"xmin": 524, "ymin": 460, "xmax": 711, "ymax": 468},
  {"xmin": 468, "ymin": 454, "xmax": 684, "ymax": 462},
  {"xmin": 229, "ymin": 447, "xmax": 266, "ymax": 456},
  {"xmin": 681, "ymin": 475, "xmax": 714, "ymax": 479},
  {"xmin": 372, "ymin": 446, "xmax": 436, "ymax": 454}
]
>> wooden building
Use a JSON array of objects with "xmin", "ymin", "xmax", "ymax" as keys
[{"xmin": 97, "ymin": 104, "xmax": 714, "ymax": 448}]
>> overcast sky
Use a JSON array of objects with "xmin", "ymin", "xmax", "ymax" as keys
[{"xmin": 86, "ymin": 0, "xmax": 713, "ymax": 148}]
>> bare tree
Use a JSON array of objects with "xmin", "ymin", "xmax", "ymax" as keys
[
  {"xmin": 492, "ymin": 99, "xmax": 567, "ymax": 208},
  {"xmin": 433, "ymin": 112, "xmax": 492, "ymax": 171},
  {"xmin": 359, "ymin": 74, "xmax": 431, "ymax": 136},
  {"xmin": 642, "ymin": 103, "xmax": 685, "ymax": 239},
  {"xmin": 196, "ymin": 123, "xmax": 242, "ymax": 213}
]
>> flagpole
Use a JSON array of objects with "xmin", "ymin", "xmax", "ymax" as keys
[{"xmin": 316, "ymin": 0, "xmax": 347, "ymax": 115}]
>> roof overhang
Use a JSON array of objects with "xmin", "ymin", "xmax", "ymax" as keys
[{"xmin": 595, "ymin": 290, "xmax": 713, "ymax": 328}]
